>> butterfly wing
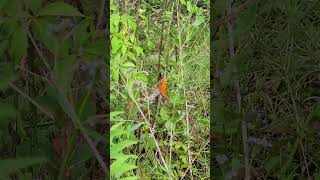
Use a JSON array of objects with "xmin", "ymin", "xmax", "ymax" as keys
[{"xmin": 159, "ymin": 78, "xmax": 168, "ymax": 99}]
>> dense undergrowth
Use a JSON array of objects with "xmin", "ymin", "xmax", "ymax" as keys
[
  {"xmin": 0, "ymin": 0, "xmax": 107, "ymax": 179},
  {"xmin": 110, "ymin": 0, "xmax": 209, "ymax": 179},
  {"xmin": 213, "ymin": 0, "xmax": 320, "ymax": 179}
]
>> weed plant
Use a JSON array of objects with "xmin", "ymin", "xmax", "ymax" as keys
[{"xmin": 111, "ymin": 0, "xmax": 209, "ymax": 179}]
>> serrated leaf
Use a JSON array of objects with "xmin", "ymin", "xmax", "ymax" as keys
[
  {"xmin": 111, "ymin": 155, "xmax": 137, "ymax": 177},
  {"xmin": 39, "ymin": 2, "xmax": 84, "ymax": 17},
  {"xmin": 111, "ymin": 140, "xmax": 138, "ymax": 157}
]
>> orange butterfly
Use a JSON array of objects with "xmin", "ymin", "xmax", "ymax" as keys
[{"xmin": 158, "ymin": 78, "xmax": 168, "ymax": 100}]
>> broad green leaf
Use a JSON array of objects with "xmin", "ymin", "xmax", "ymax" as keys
[
  {"xmin": 111, "ymin": 36, "xmax": 121, "ymax": 54},
  {"xmin": 11, "ymin": 26, "xmax": 28, "ymax": 64},
  {"xmin": 111, "ymin": 54, "xmax": 120, "ymax": 81},
  {"xmin": 39, "ymin": 2, "xmax": 84, "ymax": 17},
  {"xmin": 0, "ymin": 157, "xmax": 46, "ymax": 178}
]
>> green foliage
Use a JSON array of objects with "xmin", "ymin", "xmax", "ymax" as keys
[
  {"xmin": 0, "ymin": 0, "xmax": 107, "ymax": 179},
  {"xmin": 212, "ymin": 1, "xmax": 320, "ymax": 179},
  {"xmin": 111, "ymin": 0, "xmax": 209, "ymax": 179}
]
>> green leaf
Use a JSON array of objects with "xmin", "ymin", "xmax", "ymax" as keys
[
  {"xmin": 111, "ymin": 155, "xmax": 137, "ymax": 177},
  {"xmin": 187, "ymin": 1, "xmax": 193, "ymax": 13},
  {"xmin": 111, "ymin": 36, "xmax": 122, "ymax": 54},
  {"xmin": 11, "ymin": 26, "xmax": 28, "ymax": 65},
  {"xmin": 192, "ymin": 15, "xmax": 205, "ymax": 26},
  {"xmin": 122, "ymin": 62, "xmax": 135, "ymax": 67},
  {"xmin": 31, "ymin": 19, "xmax": 58, "ymax": 54},
  {"xmin": 25, "ymin": 0, "xmax": 43, "ymax": 14},
  {"xmin": 54, "ymin": 55, "xmax": 76, "ymax": 92},
  {"xmin": 75, "ymin": 18, "xmax": 91, "ymax": 47},
  {"xmin": 134, "ymin": 46, "xmax": 143, "ymax": 55},
  {"xmin": 0, "ymin": 157, "xmax": 46, "ymax": 178},
  {"xmin": 180, "ymin": 0, "xmax": 187, "ymax": 5},
  {"xmin": 84, "ymin": 40, "xmax": 107, "ymax": 56},
  {"xmin": 39, "ymin": 2, "xmax": 84, "ymax": 17},
  {"xmin": 160, "ymin": 107, "xmax": 169, "ymax": 121}
]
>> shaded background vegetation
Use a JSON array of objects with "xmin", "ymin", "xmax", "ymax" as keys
[
  {"xmin": 212, "ymin": 0, "xmax": 320, "ymax": 179},
  {"xmin": 0, "ymin": 0, "xmax": 107, "ymax": 179}
]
